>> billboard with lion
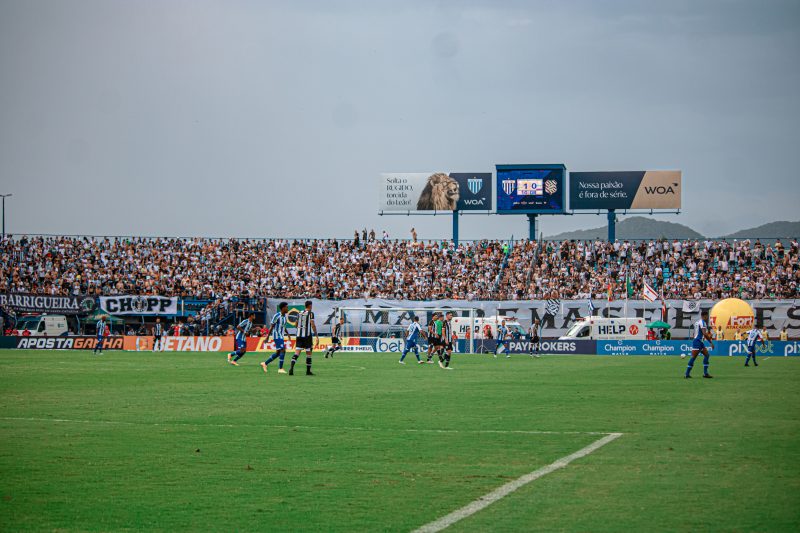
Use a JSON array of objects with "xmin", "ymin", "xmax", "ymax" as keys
[{"xmin": 379, "ymin": 172, "xmax": 492, "ymax": 212}]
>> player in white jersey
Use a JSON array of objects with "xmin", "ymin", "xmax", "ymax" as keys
[
  {"xmin": 289, "ymin": 300, "xmax": 318, "ymax": 376},
  {"xmin": 494, "ymin": 320, "xmax": 510, "ymax": 358},
  {"xmin": 744, "ymin": 327, "xmax": 766, "ymax": 367},
  {"xmin": 684, "ymin": 310, "xmax": 715, "ymax": 378},
  {"xmin": 528, "ymin": 319, "xmax": 541, "ymax": 358},
  {"xmin": 325, "ymin": 317, "xmax": 345, "ymax": 358}
]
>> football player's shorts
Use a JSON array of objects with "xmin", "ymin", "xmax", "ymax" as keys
[
  {"xmin": 691, "ymin": 339, "xmax": 705, "ymax": 351},
  {"xmin": 235, "ymin": 338, "xmax": 246, "ymax": 351},
  {"xmin": 296, "ymin": 336, "xmax": 313, "ymax": 350},
  {"xmin": 274, "ymin": 338, "xmax": 286, "ymax": 350}
]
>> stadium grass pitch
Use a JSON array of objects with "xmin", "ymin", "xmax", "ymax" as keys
[{"xmin": 0, "ymin": 351, "xmax": 798, "ymax": 532}]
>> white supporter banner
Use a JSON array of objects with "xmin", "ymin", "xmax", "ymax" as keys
[
  {"xmin": 99, "ymin": 295, "xmax": 179, "ymax": 315},
  {"xmin": 269, "ymin": 298, "xmax": 800, "ymax": 339},
  {"xmin": 642, "ymin": 284, "xmax": 658, "ymax": 302}
]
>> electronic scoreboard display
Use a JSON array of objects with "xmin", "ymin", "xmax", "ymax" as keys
[{"xmin": 495, "ymin": 164, "xmax": 566, "ymax": 214}]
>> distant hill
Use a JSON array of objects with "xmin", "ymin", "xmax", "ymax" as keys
[
  {"xmin": 724, "ymin": 221, "xmax": 800, "ymax": 241},
  {"xmin": 545, "ymin": 216, "xmax": 703, "ymax": 241}
]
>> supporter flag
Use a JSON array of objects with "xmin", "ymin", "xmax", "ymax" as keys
[
  {"xmin": 682, "ymin": 300, "xmax": 700, "ymax": 313},
  {"xmin": 625, "ymin": 272, "xmax": 634, "ymax": 299},
  {"xmin": 607, "ymin": 282, "xmax": 614, "ymax": 302},
  {"xmin": 545, "ymin": 298, "xmax": 561, "ymax": 317},
  {"xmin": 661, "ymin": 294, "xmax": 668, "ymax": 322},
  {"xmin": 587, "ymin": 299, "xmax": 595, "ymax": 315},
  {"xmin": 642, "ymin": 282, "xmax": 658, "ymax": 302}
]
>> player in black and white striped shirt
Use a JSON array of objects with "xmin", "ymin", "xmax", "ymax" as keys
[
  {"xmin": 290, "ymin": 301, "xmax": 318, "ymax": 375},
  {"xmin": 440, "ymin": 311, "xmax": 455, "ymax": 370},
  {"xmin": 325, "ymin": 317, "xmax": 345, "ymax": 359},
  {"xmin": 152, "ymin": 318, "xmax": 164, "ymax": 351}
]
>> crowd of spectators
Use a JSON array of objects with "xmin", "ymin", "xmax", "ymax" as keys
[{"xmin": 1, "ymin": 234, "xmax": 797, "ymax": 301}]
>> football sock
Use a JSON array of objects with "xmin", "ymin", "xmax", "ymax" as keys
[
  {"xmin": 400, "ymin": 350, "xmax": 407, "ymax": 362},
  {"xmin": 265, "ymin": 352, "xmax": 279, "ymax": 365},
  {"xmin": 233, "ymin": 349, "xmax": 245, "ymax": 362},
  {"xmin": 289, "ymin": 354, "xmax": 299, "ymax": 373},
  {"xmin": 703, "ymin": 354, "xmax": 710, "ymax": 375},
  {"xmin": 445, "ymin": 354, "xmax": 451, "ymax": 367},
  {"xmin": 685, "ymin": 357, "xmax": 695, "ymax": 376},
  {"xmin": 306, "ymin": 356, "xmax": 312, "ymax": 374},
  {"xmin": 278, "ymin": 352, "xmax": 285, "ymax": 368}
]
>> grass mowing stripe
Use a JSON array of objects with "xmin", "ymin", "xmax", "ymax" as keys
[
  {"xmin": 412, "ymin": 432, "xmax": 623, "ymax": 533},
  {"xmin": 0, "ymin": 417, "xmax": 614, "ymax": 435}
]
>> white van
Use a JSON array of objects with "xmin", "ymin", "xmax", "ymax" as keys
[
  {"xmin": 559, "ymin": 317, "xmax": 647, "ymax": 341},
  {"xmin": 14, "ymin": 314, "xmax": 69, "ymax": 336},
  {"xmin": 451, "ymin": 315, "xmax": 526, "ymax": 339}
]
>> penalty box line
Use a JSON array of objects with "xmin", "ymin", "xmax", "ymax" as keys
[
  {"xmin": 412, "ymin": 432, "xmax": 624, "ymax": 533},
  {"xmin": 0, "ymin": 417, "xmax": 617, "ymax": 436}
]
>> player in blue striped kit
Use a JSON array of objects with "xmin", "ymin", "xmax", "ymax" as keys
[
  {"xmin": 744, "ymin": 326, "xmax": 766, "ymax": 367},
  {"xmin": 399, "ymin": 316, "xmax": 426, "ymax": 364},
  {"xmin": 494, "ymin": 320, "xmax": 510, "ymax": 358},
  {"xmin": 685, "ymin": 310, "xmax": 715, "ymax": 378},
  {"xmin": 93, "ymin": 316, "xmax": 107, "ymax": 354},
  {"xmin": 260, "ymin": 303, "xmax": 291, "ymax": 374},
  {"xmin": 228, "ymin": 313, "xmax": 255, "ymax": 366}
]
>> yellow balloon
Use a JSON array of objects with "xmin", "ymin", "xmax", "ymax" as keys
[{"xmin": 709, "ymin": 298, "xmax": 755, "ymax": 340}]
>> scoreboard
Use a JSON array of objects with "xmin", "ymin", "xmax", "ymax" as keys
[{"xmin": 495, "ymin": 164, "xmax": 566, "ymax": 214}]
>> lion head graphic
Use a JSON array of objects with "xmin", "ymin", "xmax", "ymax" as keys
[{"xmin": 416, "ymin": 172, "xmax": 460, "ymax": 211}]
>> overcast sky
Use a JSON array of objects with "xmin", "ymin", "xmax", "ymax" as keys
[{"xmin": 1, "ymin": 0, "xmax": 798, "ymax": 240}]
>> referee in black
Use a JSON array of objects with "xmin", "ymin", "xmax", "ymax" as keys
[{"xmin": 290, "ymin": 301, "xmax": 319, "ymax": 376}]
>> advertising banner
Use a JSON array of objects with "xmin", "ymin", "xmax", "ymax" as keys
[
  {"xmin": 476, "ymin": 339, "xmax": 598, "ymax": 355},
  {"xmin": 99, "ymin": 296, "xmax": 178, "ymax": 315},
  {"xmin": 596, "ymin": 340, "xmax": 800, "ymax": 357},
  {"xmin": 379, "ymin": 172, "xmax": 492, "ymax": 212},
  {"xmin": 496, "ymin": 164, "xmax": 566, "ymax": 214},
  {"xmin": 15, "ymin": 336, "xmax": 124, "ymax": 350},
  {"xmin": 569, "ymin": 171, "xmax": 682, "ymax": 210},
  {"xmin": 123, "ymin": 336, "xmax": 233, "ymax": 352},
  {"xmin": 0, "ymin": 293, "xmax": 96, "ymax": 315},
  {"xmin": 266, "ymin": 299, "xmax": 800, "ymax": 340}
]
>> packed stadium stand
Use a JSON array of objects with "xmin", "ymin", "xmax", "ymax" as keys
[{"xmin": 2, "ymin": 235, "xmax": 797, "ymax": 302}]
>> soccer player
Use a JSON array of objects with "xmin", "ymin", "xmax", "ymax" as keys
[
  {"xmin": 425, "ymin": 314, "xmax": 439, "ymax": 364},
  {"xmin": 432, "ymin": 313, "xmax": 446, "ymax": 364},
  {"xmin": 400, "ymin": 315, "xmax": 426, "ymax": 364},
  {"xmin": 495, "ymin": 320, "xmax": 510, "ymax": 358},
  {"xmin": 440, "ymin": 311, "xmax": 455, "ymax": 369},
  {"xmin": 528, "ymin": 318, "xmax": 541, "ymax": 358},
  {"xmin": 289, "ymin": 300, "xmax": 318, "ymax": 376},
  {"xmin": 261, "ymin": 303, "xmax": 292, "ymax": 374},
  {"xmin": 685, "ymin": 310, "xmax": 715, "ymax": 378},
  {"xmin": 228, "ymin": 312, "xmax": 254, "ymax": 366},
  {"xmin": 152, "ymin": 317, "xmax": 163, "ymax": 352},
  {"xmin": 325, "ymin": 317, "xmax": 345, "ymax": 359},
  {"xmin": 744, "ymin": 326, "xmax": 766, "ymax": 367},
  {"xmin": 93, "ymin": 315, "xmax": 107, "ymax": 354}
]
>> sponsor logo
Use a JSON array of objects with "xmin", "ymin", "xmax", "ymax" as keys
[
  {"xmin": 158, "ymin": 337, "xmax": 224, "ymax": 352},
  {"xmin": 16, "ymin": 336, "xmax": 123, "ymax": 350},
  {"xmin": 101, "ymin": 296, "xmax": 176, "ymax": 314},
  {"xmin": 467, "ymin": 178, "xmax": 483, "ymax": 195},
  {"xmin": 502, "ymin": 180, "xmax": 515, "ymax": 195},
  {"xmin": 629, "ymin": 325, "xmax": 639, "ymax": 335},
  {"xmin": 597, "ymin": 324, "xmax": 626, "ymax": 335},
  {"xmin": 729, "ymin": 315, "xmax": 754, "ymax": 328},
  {"xmin": 544, "ymin": 179, "xmax": 557, "ymax": 195},
  {"xmin": 643, "ymin": 183, "xmax": 679, "ymax": 195},
  {"xmin": 341, "ymin": 346, "xmax": 374, "ymax": 352},
  {"xmin": 462, "ymin": 198, "xmax": 486, "ymax": 206},
  {"xmin": 784, "ymin": 342, "xmax": 800, "ymax": 356}
]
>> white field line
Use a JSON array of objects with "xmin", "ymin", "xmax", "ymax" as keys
[
  {"xmin": 0, "ymin": 416, "xmax": 617, "ymax": 436},
  {"xmin": 412, "ymin": 432, "xmax": 623, "ymax": 533}
]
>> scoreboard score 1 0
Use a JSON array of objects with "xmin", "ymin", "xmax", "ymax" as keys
[{"xmin": 495, "ymin": 164, "xmax": 567, "ymax": 214}]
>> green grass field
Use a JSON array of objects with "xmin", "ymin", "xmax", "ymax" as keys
[{"xmin": 0, "ymin": 350, "xmax": 798, "ymax": 532}]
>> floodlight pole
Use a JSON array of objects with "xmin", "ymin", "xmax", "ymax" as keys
[
  {"xmin": 607, "ymin": 209, "xmax": 616, "ymax": 241},
  {"xmin": 527, "ymin": 214, "xmax": 538, "ymax": 241},
  {"xmin": 452, "ymin": 210, "xmax": 459, "ymax": 246},
  {"xmin": 0, "ymin": 194, "xmax": 11, "ymax": 238}
]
